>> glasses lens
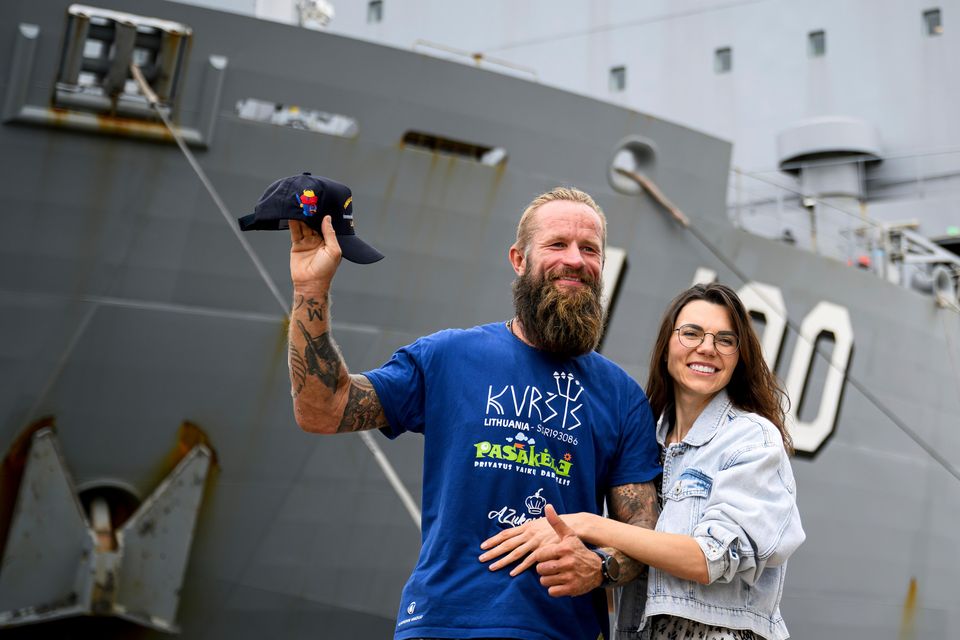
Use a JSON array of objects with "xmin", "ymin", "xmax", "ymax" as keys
[
  {"xmin": 676, "ymin": 325, "xmax": 704, "ymax": 348},
  {"xmin": 714, "ymin": 333, "xmax": 739, "ymax": 354}
]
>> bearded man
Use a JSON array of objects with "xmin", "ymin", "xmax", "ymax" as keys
[{"xmin": 288, "ymin": 186, "xmax": 661, "ymax": 640}]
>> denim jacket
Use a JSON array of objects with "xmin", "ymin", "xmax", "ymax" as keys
[{"xmin": 614, "ymin": 391, "xmax": 805, "ymax": 640}]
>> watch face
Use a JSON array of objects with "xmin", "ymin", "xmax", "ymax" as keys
[
  {"xmin": 595, "ymin": 549, "xmax": 620, "ymax": 584},
  {"xmin": 605, "ymin": 555, "xmax": 621, "ymax": 582}
]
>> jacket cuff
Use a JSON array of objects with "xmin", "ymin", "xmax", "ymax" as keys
[{"xmin": 694, "ymin": 525, "xmax": 739, "ymax": 584}]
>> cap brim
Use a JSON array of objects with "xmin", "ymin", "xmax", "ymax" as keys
[{"xmin": 338, "ymin": 234, "xmax": 384, "ymax": 264}]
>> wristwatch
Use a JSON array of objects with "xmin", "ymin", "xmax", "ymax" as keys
[{"xmin": 592, "ymin": 548, "xmax": 621, "ymax": 587}]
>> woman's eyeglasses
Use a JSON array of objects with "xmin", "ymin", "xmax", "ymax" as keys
[{"xmin": 674, "ymin": 324, "xmax": 740, "ymax": 355}]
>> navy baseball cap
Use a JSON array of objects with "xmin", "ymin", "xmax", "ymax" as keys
[{"xmin": 239, "ymin": 172, "xmax": 384, "ymax": 264}]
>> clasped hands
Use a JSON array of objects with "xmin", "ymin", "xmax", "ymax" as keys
[{"xmin": 478, "ymin": 504, "xmax": 602, "ymax": 597}]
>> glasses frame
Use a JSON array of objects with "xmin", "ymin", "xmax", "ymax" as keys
[{"xmin": 673, "ymin": 324, "xmax": 740, "ymax": 355}]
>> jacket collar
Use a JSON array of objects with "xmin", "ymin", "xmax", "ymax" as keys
[{"xmin": 656, "ymin": 390, "xmax": 734, "ymax": 447}]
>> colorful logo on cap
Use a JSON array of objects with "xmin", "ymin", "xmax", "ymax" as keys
[
  {"xmin": 296, "ymin": 190, "xmax": 318, "ymax": 217},
  {"xmin": 342, "ymin": 196, "xmax": 353, "ymax": 220}
]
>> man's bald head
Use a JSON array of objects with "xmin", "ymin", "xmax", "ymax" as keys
[{"xmin": 514, "ymin": 187, "xmax": 607, "ymax": 258}]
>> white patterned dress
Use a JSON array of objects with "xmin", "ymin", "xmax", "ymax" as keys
[{"xmin": 643, "ymin": 615, "xmax": 759, "ymax": 639}]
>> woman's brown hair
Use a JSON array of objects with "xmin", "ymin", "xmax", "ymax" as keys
[{"xmin": 646, "ymin": 283, "xmax": 793, "ymax": 453}]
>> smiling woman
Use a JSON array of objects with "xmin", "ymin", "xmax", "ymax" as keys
[
  {"xmin": 648, "ymin": 284, "xmax": 793, "ymax": 454},
  {"xmin": 666, "ymin": 299, "xmax": 740, "ymax": 442}
]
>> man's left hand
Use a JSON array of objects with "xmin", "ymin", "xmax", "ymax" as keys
[{"xmin": 530, "ymin": 505, "xmax": 602, "ymax": 597}]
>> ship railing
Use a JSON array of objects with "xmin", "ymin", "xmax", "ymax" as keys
[
  {"xmin": 729, "ymin": 150, "xmax": 960, "ymax": 309},
  {"xmin": 411, "ymin": 39, "xmax": 539, "ymax": 80},
  {"xmin": 882, "ymin": 225, "xmax": 960, "ymax": 308}
]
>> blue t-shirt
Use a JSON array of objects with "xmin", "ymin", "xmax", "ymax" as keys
[{"xmin": 364, "ymin": 322, "xmax": 660, "ymax": 640}]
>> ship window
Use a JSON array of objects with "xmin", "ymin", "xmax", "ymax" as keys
[
  {"xmin": 235, "ymin": 98, "xmax": 359, "ymax": 138},
  {"xmin": 808, "ymin": 30, "xmax": 826, "ymax": 57},
  {"xmin": 924, "ymin": 8, "xmax": 943, "ymax": 35},
  {"xmin": 609, "ymin": 66, "xmax": 626, "ymax": 92},
  {"xmin": 714, "ymin": 47, "xmax": 732, "ymax": 73},
  {"xmin": 368, "ymin": 0, "xmax": 383, "ymax": 23},
  {"xmin": 401, "ymin": 131, "xmax": 508, "ymax": 166}
]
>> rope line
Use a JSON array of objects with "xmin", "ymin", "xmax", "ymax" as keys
[{"xmin": 129, "ymin": 65, "xmax": 287, "ymax": 314}]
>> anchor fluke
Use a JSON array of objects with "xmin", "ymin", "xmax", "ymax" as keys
[{"xmin": 0, "ymin": 427, "xmax": 212, "ymax": 632}]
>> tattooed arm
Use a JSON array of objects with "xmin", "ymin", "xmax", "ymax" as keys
[
  {"xmin": 288, "ymin": 217, "xmax": 388, "ymax": 434},
  {"xmin": 483, "ymin": 479, "xmax": 707, "ymax": 593},
  {"xmin": 575, "ymin": 484, "xmax": 709, "ymax": 584},
  {"xmin": 479, "ymin": 481, "xmax": 660, "ymax": 595},
  {"xmin": 599, "ymin": 481, "xmax": 660, "ymax": 585}
]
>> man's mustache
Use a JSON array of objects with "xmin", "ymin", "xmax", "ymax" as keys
[{"xmin": 545, "ymin": 267, "xmax": 596, "ymax": 286}]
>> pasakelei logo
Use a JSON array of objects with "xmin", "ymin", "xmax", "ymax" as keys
[{"xmin": 473, "ymin": 437, "xmax": 573, "ymax": 476}]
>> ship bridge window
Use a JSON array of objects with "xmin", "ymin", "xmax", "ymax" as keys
[
  {"xmin": 55, "ymin": 5, "xmax": 191, "ymax": 118},
  {"xmin": 368, "ymin": 0, "xmax": 384, "ymax": 23},
  {"xmin": 808, "ymin": 30, "xmax": 826, "ymax": 57},
  {"xmin": 609, "ymin": 66, "xmax": 626, "ymax": 92},
  {"xmin": 401, "ymin": 131, "xmax": 508, "ymax": 166},
  {"xmin": 235, "ymin": 98, "xmax": 359, "ymax": 138},
  {"xmin": 924, "ymin": 8, "xmax": 943, "ymax": 35},
  {"xmin": 714, "ymin": 47, "xmax": 732, "ymax": 73}
]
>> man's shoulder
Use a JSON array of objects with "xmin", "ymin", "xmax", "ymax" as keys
[
  {"xmin": 580, "ymin": 351, "xmax": 641, "ymax": 387},
  {"xmin": 415, "ymin": 322, "xmax": 505, "ymax": 351}
]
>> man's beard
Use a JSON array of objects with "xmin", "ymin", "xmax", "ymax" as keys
[{"xmin": 513, "ymin": 266, "xmax": 606, "ymax": 358}]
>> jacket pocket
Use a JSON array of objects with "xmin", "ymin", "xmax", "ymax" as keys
[{"xmin": 670, "ymin": 467, "xmax": 713, "ymax": 497}]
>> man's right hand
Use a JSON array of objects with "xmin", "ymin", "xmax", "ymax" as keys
[
  {"xmin": 287, "ymin": 215, "xmax": 389, "ymax": 435},
  {"xmin": 290, "ymin": 216, "xmax": 342, "ymax": 292}
]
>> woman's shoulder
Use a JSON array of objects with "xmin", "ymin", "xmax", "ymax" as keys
[
  {"xmin": 721, "ymin": 406, "xmax": 787, "ymax": 451},
  {"xmin": 717, "ymin": 407, "xmax": 796, "ymax": 491}
]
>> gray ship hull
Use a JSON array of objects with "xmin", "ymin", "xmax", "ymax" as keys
[{"xmin": 0, "ymin": 1, "xmax": 958, "ymax": 637}]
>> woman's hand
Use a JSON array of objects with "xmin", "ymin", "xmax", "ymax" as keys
[
  {"xmin": 479, "ymin": 511, "xmax": 563, "ymax": 575},
  {"xmin": 480, "ymin": 505, "xmax": 606, "ymax": 596}
]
